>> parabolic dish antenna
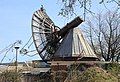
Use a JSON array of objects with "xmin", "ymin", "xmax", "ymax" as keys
[
  {"xmin": 31, "ymin": 7, "xmax": 84, "ymax": 61},
  {"xmin": 31, "ymin": 8, "xmax": 59, "ymax": 60}
]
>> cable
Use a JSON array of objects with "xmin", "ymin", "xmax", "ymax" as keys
[
  {"xmin": 20, "ymin": 36, "xmax": 32, "ymax": 50},
  {"xmin": 0, "ymin": 40, "xmax": 21, "ymax": 63}
]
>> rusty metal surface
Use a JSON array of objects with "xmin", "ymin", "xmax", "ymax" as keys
[{"xmin": 58, "ymin": 16, "xmax": 83, "ymax": 37}]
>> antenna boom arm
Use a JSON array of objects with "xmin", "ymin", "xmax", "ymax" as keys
[{"xmin": 58, "ymin": 17, "xmax": 83, "ymax": 37}]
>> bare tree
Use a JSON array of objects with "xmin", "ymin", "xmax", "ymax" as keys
[
  {"xmin": 58, "ymin": 0, "xmax": 120, "ymax": 19},
  {"xmin": 85, "ymin": 10, "xmax": 120, "ymax": 61}
]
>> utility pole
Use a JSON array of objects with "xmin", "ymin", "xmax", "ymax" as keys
[
  {"xmin": 15, "ymin": 46, "xmax": 19, "ymax": 72},
  {"xmin": 14, "ymin": 46, "xmax": 19, "ymax": 82}
]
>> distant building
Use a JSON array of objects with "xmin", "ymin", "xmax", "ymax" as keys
[{"xmin": 0, "ymin": 60, "xmax": 51, "ymax": 82}]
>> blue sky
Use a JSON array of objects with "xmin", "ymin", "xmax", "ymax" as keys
[
  {"xmin": 0, "ymin": 0, "xmax": 68, "ymax": 63},
  {"xmin": 0, "ymin": 0, "xmax": 118, "ymax": 63}
]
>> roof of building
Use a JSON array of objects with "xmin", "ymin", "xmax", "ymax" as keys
[
  {"xmin": 0, "ymin": 62, "xmax": 26, "ymax": 66},
  {"xmin": 30, "ymin": 68, "xmax": 50, "ymax": 74},
  {"xmin": 0, "ymin": 60, "xmax": 50, "ymax": 75},
  {"xmin": 54, "ymin": 28, "xmax": 98, "ymax": 59}
]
